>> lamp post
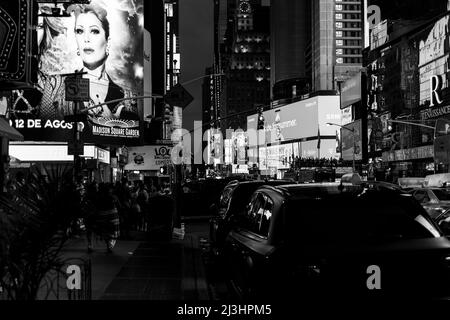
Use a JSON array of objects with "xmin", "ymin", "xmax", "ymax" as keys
[{"xmin": 327, "ymin": 122, "xmax": 356, "ymax": 173}]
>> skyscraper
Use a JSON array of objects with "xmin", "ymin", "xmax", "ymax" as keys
[
  {"xmin": 270, "ymin": 0, "xmax": 311, "ymax": 101},
  {"xmin": 270, "ymin": 0, "xmax": 364, "ymax": 104},
  {"xmin": 215, "ymin": 0, "xmax": 270, "ymax": 131}
]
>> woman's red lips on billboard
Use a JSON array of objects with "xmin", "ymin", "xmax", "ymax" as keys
[{"xmin": 84, "ymin": 48, "xmax": 94, "ymax": 54}]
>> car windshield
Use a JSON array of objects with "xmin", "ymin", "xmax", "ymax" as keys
[
  {"xmin": 432, "ymin": 189, "xmax": 450, "ymax": 201},
  {"xmin": 286, "ymin": 191, "xmax": 441, "ymax": 245}
]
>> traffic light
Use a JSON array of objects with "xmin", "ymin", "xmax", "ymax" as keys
[
  {"xmin": 163, "ymin": 104, "xmax": 172, "ymax": 122},
  {"xmin": 160, "ymin": 166, "xmax": 168, "ymax": 175},
  {"xmin": 257, "ymin": 107, "xmax": 265, "ymax": 130}
]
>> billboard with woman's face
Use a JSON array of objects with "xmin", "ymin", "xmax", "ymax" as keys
[{"xmin": 9, "ymin": 0, "xmax": 144, "ymax": 145}]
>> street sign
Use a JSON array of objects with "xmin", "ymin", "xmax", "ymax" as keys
[
  {"xmin": 64, "ymin": 113, "xmax": 87, "ymax": 123},
  {"xmin": 65, "ymin": 77, "xmax": 90, "ymax": 102},
  {"xmin": 164, "ymin": 84, "xmax": 194, "ymax": 109},
  {"xmin": 68, "ymin": 141, "xmax": 84, "ymax": 156}
]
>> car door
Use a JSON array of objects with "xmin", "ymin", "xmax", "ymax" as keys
[{"xmin": 224, "ymin": 191, "xmax": 276, "ymax": 298}]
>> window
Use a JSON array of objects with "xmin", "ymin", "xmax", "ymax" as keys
[
  {"xmin": 336, "ymin": 40, "xmax": 343, "ymax": 46},
  {"xmin": 335, "ymin": 13, "xmax": 342, "ymax": 20},
  {"xmin": 336, "ymin": 22, "xmax": 343, "ymax": 29},
  {"xmin": 165, "ymin": 3, "xmax": 173, "ymax": 17},
  {"xmin": 413, "ymin": 190, "xmax": 430, "ymax": 203},
  {"xmin": 335, "ymin": 4, "xmax": 342, "ymax": 10},
  {"xmin": 336, "ymin": 49, "xmax": 343, "ymax": 55},
  {"xmin": 259, "ymin": 196, "xmax": 274, "ymax": 237},
  {"xmin": 432, "ymin": 189, "xmax": 450, "ymax": 201},
  {"xmin": 336, "ymin": 31, "xmax": 343, "ymax": 37},
  {"xmin": 246, "ymin": 192, "xmax": 272, "ymax": 236},
  {"xmin": 286, "ymin": 193, "xmax": 442, "ymax": 245},
  {"xmin": 336, "ymin": 57, "xmax": 343, "ymax": 64}
]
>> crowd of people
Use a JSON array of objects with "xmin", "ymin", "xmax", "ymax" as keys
[{"xmin": 76, "ymin": 178, "xmax": 174, "ymax": 253}]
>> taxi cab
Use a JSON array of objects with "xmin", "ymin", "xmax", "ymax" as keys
[{"xmin": 408, "ymin": 174, "xmax": 450, "ymax": 229}]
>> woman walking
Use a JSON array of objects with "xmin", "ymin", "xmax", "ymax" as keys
[{"xmin": 84, "ymin": 183, "xmax": 120, "ymax": 253}]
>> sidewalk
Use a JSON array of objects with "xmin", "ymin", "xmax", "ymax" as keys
[{"xmin": 57, "ymin": 222, "xmax": 210, "ymax": 300}]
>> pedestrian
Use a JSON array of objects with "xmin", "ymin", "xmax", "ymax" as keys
[
  {"xmin": 84, "ymin": 182, "xmax": 120, "ymax": 253},
  {"xmin": 136, "ymin": 181, "xmax": 149, "ymax": 231}
]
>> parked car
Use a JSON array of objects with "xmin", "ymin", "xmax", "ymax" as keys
[
  {"xmin": 408, "ymin": 187, "xmax": 450, "ymax": 222},
  {"xmin": 209, "ymin": 179, "xmax": 295, "ymax": 255},
  {"xmin": 181, "ymin": 176, "xmax": 250, "ymax": 218},
  {"xmin": 222, "ymin": 183, "xmax": 450, "ymax": 301}
]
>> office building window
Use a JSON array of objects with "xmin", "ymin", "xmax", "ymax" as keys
[
  {"xmin": 336, "ymin": 31, "xmax": 343, "ymax": 37},
  {"xmin": 336, "ymin": 4, "xmax": 342, "ymax": 10},
  {"xmin": 336, "ymin": 13, "xmax": 343, "ymax": 20},
  {"xmin": 336, "ymin": 39, "xmax": 344, "ymax": 46},
  {"xmin": 165, "ymin": 3, "xmax": 173, "ymax": 17}
]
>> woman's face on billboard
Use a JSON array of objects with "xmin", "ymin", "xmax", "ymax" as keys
[{"xmin": 75, "ymin": 12, "xmax": 108, "ymax": 70}]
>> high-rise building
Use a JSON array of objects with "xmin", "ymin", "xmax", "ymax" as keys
[
  {"xmin": 215, "ymin": 0, "xmax": 271, "ymax": 131},
  {"xmin": 165, "ymin": 1, "xmax": 180, "ymax": 94},
  {"xmin": 270, "ymin": 0, "xmax": 311, "ymax": 101},
  {"xmin": 270, "ymin": 0, "xmax": 364, "ymax": 104},
  {"xmin": 143, "ymin": 0, "xmax": 180, "ymax": 143},
  {"xmin": 333, "ymin": 0, "xmax": 364, "ymax": 88}
]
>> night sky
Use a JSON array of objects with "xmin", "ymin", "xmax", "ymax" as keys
[{"xmin": 180, "ymin": 0, "xmax": 214, "ymax": 133}]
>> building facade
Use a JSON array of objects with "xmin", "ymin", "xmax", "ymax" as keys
[
  {"xmin": 365, "ymin": 11, "xmax": 450, "ymax": 180},
  {"xmin": 216, "ymin": 0, "xmax": 271, "ymax": 131}
]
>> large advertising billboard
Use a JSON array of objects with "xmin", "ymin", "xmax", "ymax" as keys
[
  {"xmin": 246, "ymin": 96, "xmax": 341, "ymax": 145},
  {"xmin": 124, "ymin": 145, "xmax": 172, "ymax": 171},
  {"xmin": 341, "ymin": 74, "xmax": 362, "ymax": 109},
  {"xmin": 418, "ymin": 15, "xmax": 450, "ymax": 111},
  {"xmin": 9, "ymin": 0, "xmax": 144, "ymax": 145}
]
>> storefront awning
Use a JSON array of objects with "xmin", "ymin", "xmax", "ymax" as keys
[{"xmin": 0, "ymin": 118, "xmax": 23, "ymax": 141}]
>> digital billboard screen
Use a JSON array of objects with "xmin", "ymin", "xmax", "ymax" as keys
[{"xmin": 9, "ymin": 0, "xmax": 144, "ymax": 145}]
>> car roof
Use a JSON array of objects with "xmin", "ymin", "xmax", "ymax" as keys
[
  {"xmin": 255, "ymin": 182, "xmax": 411, "ymax": 200},
  {"xmin": 225, "ymin": 179, "xmax": 294, "ymax": 188}
]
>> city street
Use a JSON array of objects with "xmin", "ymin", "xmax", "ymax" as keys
[{"xmin": 3, "ymin": 0, "xmax": 450, "ymax": 315}]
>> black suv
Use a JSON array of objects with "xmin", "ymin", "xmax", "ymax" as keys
[
  {"xmin": 209, "ymin": 179, "xmax": 294, "ymax": 255},
  {"xmin": 223, "ymin": 183, "xmax": 450, "ymax": 301}
]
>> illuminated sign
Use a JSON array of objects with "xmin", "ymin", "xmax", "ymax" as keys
[
  {"xmin": 419, "ymin": 16, "xmax": 450, "ymax": 107},
  {"xmin": 8, "ymin": 0, "xmax": 144, "ymax": 144},
  {"xmin": 247, "ymin": 96, "xmax": 341, "ymax": 145},
  {"xmin": 124, "ymin": 145, "xmax": 173, "ymax": 171}
]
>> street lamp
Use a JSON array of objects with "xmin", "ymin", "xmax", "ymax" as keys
[{"xmin": 327, "ymin": 122, "xmax": 356, "ymax": 173}]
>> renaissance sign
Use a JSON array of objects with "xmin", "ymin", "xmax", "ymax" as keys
[{"xmin": 420, "ymin": 105, "xmax": 450, "ymax": 120}]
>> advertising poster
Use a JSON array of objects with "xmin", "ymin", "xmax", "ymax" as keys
[
  {"xmin": 124, "ymin": 145, "xmax": 172, "ymax": 171},
  {"xmin": 9, "ymin": 0, "xmax": 144, "ymax": 145},
  {"xmin": 341, "ymin": 120, "xmax": 363, "ymax": 161},
  {"xmin": 418, "ymin": 15, "xmax": 450, "ymax": 108}
]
